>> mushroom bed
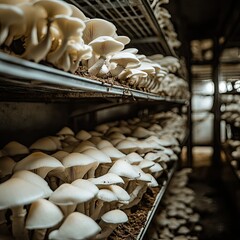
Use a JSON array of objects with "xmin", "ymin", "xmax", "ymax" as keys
[
  {"xmin": 0, "ymin": 111, "xmax": 186, "ymax": 240},
  {"xmin": 0, "ymin": 0, "xmax": 189, "ymax": 100}
]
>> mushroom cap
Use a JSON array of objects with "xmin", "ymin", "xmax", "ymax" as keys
[
  {"xmin": 110, "ymin": 52, "xmax": 140, "ymax": 68},
  {"xmin": 83, "ymin": 18, "xmax": 117, "ymax": 44},
  {"xmin": 56, "ymin": 127, "xmax": 74, "ymax": 136},
  {"xmin": 0, "ymin": 178, "xmax": 44, "ymax": 210},
  {"xmin": 101, "ymin": 146, "xmax": 126, "ymax": 160},
  {"xmin": 118, "ymin": 68, "xmax": 148, "ymax": 81},
  {"xmin": 12, "ymin": 170, "xmax": 52, "ymax": 198},
  {"xmin": 149, "ymin": 163, "xmax": 164, "ymax": 173},
  {"xmin": 108, "ymin": 159, "xmax": 140, "ymax": 179},
  {"xmin": 144, "ymin": 152, "xmax": 161, "ymax": 162},
  {"xmin": 89, "ymin": 173, "xmax": 124, "ymax": 186},
  {"xmin": 0, "ymin": 156, "xmax": 16, "ymax": 177},
  {"xmin": 34, "ymin": 0, "xmax": 72, "ymax": 19},
  {"xmin": 89, "ymin": 36, "xmax": 124, "ymax": 56},
  {"xmin": 107, "ymin": 132, "xmax": 126, "ymax": 140},
  {"xmin": 49, "ymin": 183, "xmax": 95, "ymax": 205},
  {"xmin": 101, "ymin": 209, "xmax": 128, "ymax": 224},
  {"xmin": 73, "ymin": 140, "xmax": 95, "ymax": 152},
  {"xmin": 76, "ymin": 130, "xmax": 92, "ymax": 141},
  {"xmin": 53, "ymin": 15, "xmax": 85, "ymax": 37},
  {"xmin": 122, "ymin": 48, "xmax": 139, "ymax": 54},
  {"xmin": 71, "ymin": 179, "xmax": 99, "ymax": 196},
  {"xmin": 26, "ymin": 199, "xmax": 63, "ymax": 229},
  {"xmin": 114, "ymin": 35, "xmax": 131, "ymax": 45},
  {"xmin": 13, "ymin": 152, "xmax": 64, "ymax": 178},
  {"xmin": 132, "ymin": 166, "xmax": 152, "ymax": 182},
  {"xmin": 97, "ymin": 189, "xmax": 118, "ymax": 202},
  {"xmin": 116, "ymin": 139, "xmax": 138, "ymax": 154},
  {"xmin": 132, "ymin": 127, "xmax": 154, "ymax": 138},
  {"xmin": 30, "ymin": 137, "xmax": 58, "ymax": 152},
  {"xmin": 61, "ymin": 152, "xmax": 97, "ymax": 168},
  {"xmin": 109, "ymin": 185, "xmax": 130, "ymax": 201},
  {"xmin": 146, "ymin": 173, "xmax": 158, "ymax": 187},
  {"xmin": 63, "ymin": 135, "xmax": 79, "ymax": 145},
  {"xmin": 138, "ymin": 159, "xmax": 155, "ymax": 169},
  {"xmin": 69, "ymin": 3, "xmax": 88, "ymax": 20},
  {"xmin": 51, "ymin": 151, "xmax": 69, "ymax": 161},
  {"xmin": 82, "ymin": 148, "xmax": 112, "ymax": 163},
  {"xmin": 48, "ymin": 212, "xmax": 101, "ymax": 240},
  {"xmin": 97, "ymin": 140, "xmax": 113, "ymax": 149},
  {"xmin": 95, "ymin": 124, "xmax": 109, "ymax": 133},
  {"xmin": 0, "ymin": 4, "xmax": 24, "ymax": 26},
  {"xmin": 2, "ymin": 141, "xmax": 29, "ymax": 156},
  {"xmin": 125, "ymin": 152, "xmax": 144, "ymax": 164}
]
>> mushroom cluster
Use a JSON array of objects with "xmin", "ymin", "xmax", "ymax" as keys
[
  {"xmin": 0, "ymin": 111, "xmax": 187, "ymax": 239},
  {"xmin": 147, "ymin": 168, "xmax": 202, "ymax": 240},
  {"xmin": 190, "ymin": 39, "xmax": 213, "ymax": 62},
  {"xmin": 0, "ymin": 0, "xmax": 92, "ymax": 73},
  {"xmin": 150, "ymin": 0, "xmax": 181, "ymax": 49},
  {"xmin": 0, "ymin": 0, "xmax": 188, "ymax": 99}
]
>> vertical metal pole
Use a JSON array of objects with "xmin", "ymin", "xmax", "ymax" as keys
[{"xmin": 212, "ymin": 37, "xmax": 221, "ymax": 166}]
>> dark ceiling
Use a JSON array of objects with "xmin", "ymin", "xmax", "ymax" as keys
[{"xmin": 167, "ymin": 0, "xmax": 240, "ymax": 46}]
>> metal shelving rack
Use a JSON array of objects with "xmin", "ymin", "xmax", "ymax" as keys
[
  {"xmin": 0, "ymin": 52, "xmax": 188, "ymax": 104},
  {"xmin": 67, "ymin": 0, "xmax": 177, "ymax": 56},
  {"xmin": 0, "ymin": 1, "xmax": 189, "ymax": 239}
]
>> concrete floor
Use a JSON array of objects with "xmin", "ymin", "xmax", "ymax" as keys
[{"xmin": 183, "ymin": 147, "xmax": 240, "ymax": 240}]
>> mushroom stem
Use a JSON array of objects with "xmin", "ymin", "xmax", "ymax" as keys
[
  {"xmin": 47, "ymin": 39, "xmax": 68, "ymax": 65},
  {"xmin": 110, "ymin": 65, "xmax": 124, "ymax": 77},
  {"xmin": 96, "ymin": 223, "xmax": 116, "ymax": 240},
  {"xmin": 59, "ymin": 204, "xmax": 77, "ymax": 217},
  {"xmin": 32, "ymin": 229, "xmax": 47, "ymax": 240},
  {"xmin": 88, "ymin": 57, "xmax": 105, "ymax": 76},
  {"xmin": 48, "ymin": 176, "xmax": 59, "ymax": 190},
  {"xmin": 90, "ymin": 200, "xmax": 104, "ymax": 220},
  {"xmin": 11, "ymin": 206, "xmax": 29, "ymax": 240},
  {"xmin": 76, "ymin": 203, "xmax": 85, "ymax": 214},
  {"xmin": 22, "ymin": 19, "xmax": 52, "ymax": 62}
]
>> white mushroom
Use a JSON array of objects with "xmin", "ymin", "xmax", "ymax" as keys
[
  {"xmin": 0, "ymin": 178, "xmax": 44, "ymax": 240},
  {"xmin": 96, "ymin": 209, "xmax": 128, "ymax": 239},
  {"xmin": 49, "ymin": 183, "xmax": 95, "ymax": 217},
  {"xmin": 2, "ymin": 141, "xmax": 29, "ymax": 157},
  {"xmin": 13, "ymin": 152, "xmax": 64, "ymax": 179},
  {"xmin": 0, "ymin": 4, "xmax": 24, "ymax": 45},
  {"xmin": 25, "ymin": 199, "xmax": 64, "ymax": 240},
  {"xmin": 61, "ymin": 152, "xmax": 98, "ymax": 182},
  {"xmin": 88, "ymin": 36, "xmax": 124, "ymax": 76},
  {"xmin": 48, "ymin": 212, "xmax": 101, "ymax": 240}
]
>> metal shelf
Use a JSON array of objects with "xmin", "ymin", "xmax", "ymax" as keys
[
  {"xmin": 67, "ymin": 0, "xmax": 177, "ymax": 56},
  {"xmin": 0, "ymin": 53, "xmax": 188, "ymax": 104},
  {"xmin": 137, "ymin": 160, "xmax": 177, "ymax": 240}
]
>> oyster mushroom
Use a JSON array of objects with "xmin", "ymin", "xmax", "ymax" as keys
[
  {"xmin": 88, "ymin": 36, "xmax": 124, "ymax": 76},
  {"xmin": 48, "ymin": 212, "xmax": 101, "ymax": 240},
  {"xmin": 0, "ymin": 178, "xmax": 44, "ymax": 240},
  {"xmin": 96, "ymin": 209, "xmax": 128, "ymax": 239},
  {"xmin": 25, "ymin": 199, "xmax": 63, "ymax": 240}
]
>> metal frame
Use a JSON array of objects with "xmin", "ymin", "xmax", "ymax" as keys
[
  {"xmin": 67, "ymin": 0, "xmax": 177, "ymax": 56},
  {"xmin": 0, "ymin": 53, "xmax": 187, "ymax": 104}
]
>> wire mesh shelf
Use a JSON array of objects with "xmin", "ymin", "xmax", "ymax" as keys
[{"xmin": 67, "ymin": 0, "xmax": 177, "ymax": 56}]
